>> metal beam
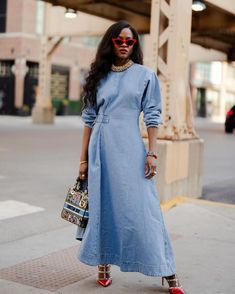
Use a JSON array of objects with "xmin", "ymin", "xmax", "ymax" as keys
[
  {"xmin": 40, "ymin": 0, "xmax": 150, "ymax": 33},
  {"xmin": 39, "ymin": 0, "xmax": 235, "ymax": 60},
  {"xmin": 205, "ymin": 0, "xmax": 235, "ymax": 15},
  {"xmin": 47, "ymin": 37, "xmax": 64, "ymax": 57},
  {"xmin": 191, "ymin": 35, "xmax": 231, "ymax": 53}
]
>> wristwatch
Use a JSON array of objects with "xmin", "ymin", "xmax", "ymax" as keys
[{"xmin": 146, "ymin": 150, "xmax": 158, "ymax": 159}]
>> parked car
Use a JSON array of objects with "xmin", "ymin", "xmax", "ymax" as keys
[{"xmin": 225, "ymin": 105, "xmax": 235, "ymax": 133}]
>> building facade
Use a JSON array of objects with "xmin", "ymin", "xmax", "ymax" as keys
[
  {"xmin": 0, "ymin": 0, "xmax": 97, "ymax": 115},
  {"xmin": 190, "ymin": 61, "xmax": 235, "ymax": 122}
]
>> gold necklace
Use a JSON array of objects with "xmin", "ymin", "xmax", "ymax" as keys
[{"xmin": 111, "ymin": 59, "xmax": 134, "ymax": 72}]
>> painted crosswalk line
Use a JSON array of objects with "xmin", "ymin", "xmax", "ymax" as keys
[{"xmin": 0, "ymin": 200, "xmax": 44, "ymax": 220}]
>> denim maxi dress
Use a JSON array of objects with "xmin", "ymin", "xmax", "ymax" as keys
[{"xmin": 76, "ymin": 62, "xmax": 176, "ymax": 276}]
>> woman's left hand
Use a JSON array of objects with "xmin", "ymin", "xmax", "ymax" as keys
[{"xmin": 145, "ymin": 156, "xmax": 157, "ymax": 179}]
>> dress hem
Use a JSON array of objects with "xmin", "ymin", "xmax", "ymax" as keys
[{"xmin": 77, "ymin": 252, "xmax": 176, "ymax": 277}]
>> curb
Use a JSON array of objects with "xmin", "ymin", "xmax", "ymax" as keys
[{"xmin": 160, "ymin": 195, "xmax": 235, "ymax": 211}]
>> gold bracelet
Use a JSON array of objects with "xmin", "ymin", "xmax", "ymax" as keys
[{"xmin": 80, "ymin": 160, "xmax": 88, "ymax": 165}]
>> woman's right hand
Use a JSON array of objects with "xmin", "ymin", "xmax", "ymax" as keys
[{"xmin": 79, "ymin": 162, "xmax": 88, "ymax": 180}]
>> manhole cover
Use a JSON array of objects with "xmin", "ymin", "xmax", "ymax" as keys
[{"xmin": 0, "ymin": 245, "xmax": 96, "ymax": 291}]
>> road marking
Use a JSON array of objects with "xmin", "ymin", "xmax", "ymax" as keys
[
  {"xmin": 0, "ymin": 200, "xmax": 44, "ymax": 220},
  {"xmin": 160, "ymin": 195, "xmax": 235, "ymax": 211}
]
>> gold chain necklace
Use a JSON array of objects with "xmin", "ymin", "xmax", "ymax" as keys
[{"xmin": 111, "ymin": 59, "xmax": 134, "ymax": 72}]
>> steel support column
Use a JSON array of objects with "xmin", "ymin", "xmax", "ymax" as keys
[
  {"xmin": 141, "ymin": 0, "xmax": 197, "ymax": 140},
  {"xmin": 32, "ymin": 3, "xmax": 55, "ymax": 124},
  {"xmin": 141, "ymin": 0, "xmax": 204, "ymax": 200}
]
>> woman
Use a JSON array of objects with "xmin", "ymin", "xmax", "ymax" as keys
[{"xmin": 77, "ymin": 20, "xmax": 185, "ymax": 294}]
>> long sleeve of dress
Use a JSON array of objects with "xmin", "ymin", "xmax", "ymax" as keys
[
  {"xmin": 81, "ymin": 102, "xmax": 98, "ymax": 129},
  {"xmin": 141, "ymin": 71, "xmax": 163, "ymax": 128}
]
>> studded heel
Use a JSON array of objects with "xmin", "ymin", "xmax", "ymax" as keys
[
  {"xmin": 162, "ymin": 274, "xmax": 185, "ymax": 294},
  {"xmin": 97, "ymin": 264, "xmax": 112, "ymax": 287}
]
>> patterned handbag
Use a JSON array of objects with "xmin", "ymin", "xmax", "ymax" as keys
[{"xmin": 61, "ymin": 177, "xmax": 89, "ymax": 228}]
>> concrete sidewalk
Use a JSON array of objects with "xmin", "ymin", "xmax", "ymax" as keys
[{"xmin": 0, "ymin": 198, "xmax": 234, "ymax": 294}]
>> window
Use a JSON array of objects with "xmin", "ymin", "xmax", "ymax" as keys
[
  {"xmin": 0, "ymin": 0, "xmax": 7, "ymax": 33},
  {"xmin": 51, "ymin": 65, "xmax": 69, "ymax": 100},
  {"xmin": 195, "ymin": 63, "xmax": 211, "ymax": 84},
  {"xmin": 0, "ymin": 61, "xmax": 13, "ymax": 77}
]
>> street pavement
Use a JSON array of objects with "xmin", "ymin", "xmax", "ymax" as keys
[
  {"xmin": 0, "ymin": 115, "xmax": 235, "ymax": 294},
  {"xmin": 195, "ymin": 118, "xmax": 235, "ymax": 204}
]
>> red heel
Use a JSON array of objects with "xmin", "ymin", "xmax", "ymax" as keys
[
  {"xmin": 97, "ymin": 264, "xmax": 112, "ymax": 287},
  {"xmin": 162, "ymin": 274, "xmax": 185, "ymax": 294}
]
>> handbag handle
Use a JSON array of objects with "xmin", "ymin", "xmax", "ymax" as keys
[{"xmin": 74, "ymin": 176, "xmax": 88, "ymax": 191}]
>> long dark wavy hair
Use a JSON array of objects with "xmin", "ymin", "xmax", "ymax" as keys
[{"xmin": 82, "ymin": 20, "xmax": 143, "ymax": 109}]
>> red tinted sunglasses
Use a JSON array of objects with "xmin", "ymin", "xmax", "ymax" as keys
[{"xmin": 112, "ymin": 37, "xmax": 137, "ymax": 47}]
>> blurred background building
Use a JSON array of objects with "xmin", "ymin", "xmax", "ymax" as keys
[
  {"xmin": 0, "ymin": 0, "xmax": 106, "ymax": 116},
  {"xmin": 0, "ymin": 0, "xmax": 235, "ymax": 122},
  {"xmin": 190, "ymin": 61, "xmax": 235, "ymax": 122}
]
